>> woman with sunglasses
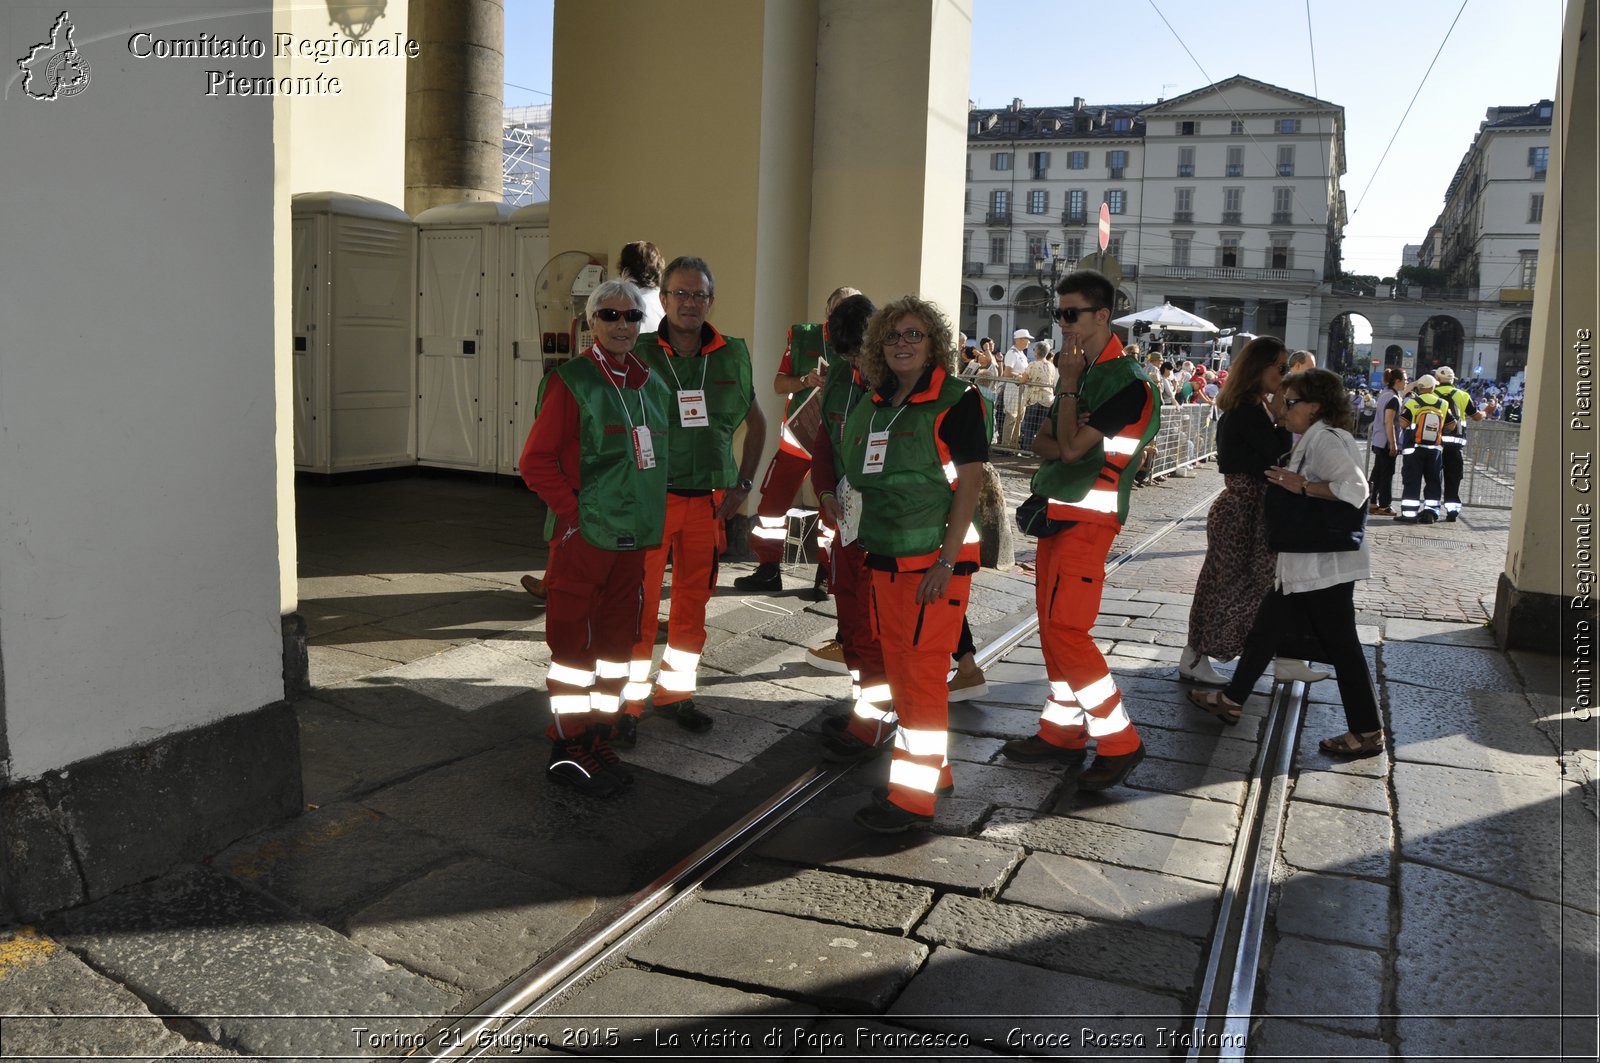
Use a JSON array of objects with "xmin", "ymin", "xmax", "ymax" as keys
[
  {"xmin": 518, "ymin": 279, "xmax": 670, "ymax": 797},
  {"xmin": 1189, "ymin": 368, "xmax": 1383, "ymax": 759},
  {"xmin": 1179, "ymin": 336, "xmax": 1292, "ymax": 687},
  {"xmin": 837, "ymin": 296, "xmax": 986, "ymax": 832}
]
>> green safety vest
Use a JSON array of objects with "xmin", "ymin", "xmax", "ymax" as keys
[
  {"xmin": 817, "ymin": 363, "xmax": 869, "ymax": 480},
  {"xmin": 636, "ymin": 328, "xmax": 754, "ymax": 491},
  {"xmin": 1031, "ymin": 346, "xmax": 1159, "ymax": 528},
  {"xmin": 554, "ymin": 353, "xmax": 671, "ymax": 551},
  {"xmin": 840, "ymin": 367, "xmax": 975, "ymax": 559},
  {"xmin": 783, "ymin": 323, "xmax": 842, "ymax": 420}
]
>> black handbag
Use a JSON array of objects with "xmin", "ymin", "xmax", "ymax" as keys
[
  {"xmin": 1264, "ymin": 483, "xmax": 1366, "ymax": 552},
  {"xmin": 1015, "ymin": 493, "xmax": 1077, "ymax": 539}
]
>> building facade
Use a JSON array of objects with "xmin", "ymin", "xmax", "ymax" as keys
[{"xmin": 962, "ymin": 76, "xmax": 1346, "ymax": 354}]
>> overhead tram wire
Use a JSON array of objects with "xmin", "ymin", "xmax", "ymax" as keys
[
  {"xmin": 503, "ymin": 80, "xmax": 551, "ymax": 98},
  {"xmin": 1305, "ymin": 0, "xmax": 1330, "ymax": 206},
  {"xmin": 1348, "ymin": 0, "xmax": 1471, "ymax": 218}
]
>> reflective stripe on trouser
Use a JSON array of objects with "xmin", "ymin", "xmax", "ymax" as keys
[
  {"xmin": 1442, "ymin": 443, "xmax": 1464, "ymax": 514},
  {"xmin": 1034, "ymin": 524, "xmax": 1140, "ymax": 756},
  {"xmin": 542, "ymin": 531, "xmax": 647, "ymax": 740},
  {"xmin": 1400, "ymin": 447, "xmax": 1444, "ymax": 518},
  {"xmin": 870, "ymin": 568, "xmax": 970, "ymax": 816},
  {"xmin": 832, "ymin": 539, "xmax": 894, "ymax": 747},
  {"xmin": 634, "ymin": 492, "xmax": 723, "ymax": 706},
  {"xmin": 751, "ymin": 447, "xmax": 812, "ymax": 564}
]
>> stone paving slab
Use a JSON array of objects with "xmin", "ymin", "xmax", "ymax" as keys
[
  {"xmin": 294, "ymin": 696, "xmax": 505, "ymax": 806},
  {"xmin": 887, "ymin": 945, "xmax": 1185, "ymax": 1050},
  {"xmin": 1279, "ymin": 801, "xmax": 1394, "ymax": 880},
  {"xmin": 1123, "ymin": 755, "xmax": 1249, "ymax": 805},
  {"xmin": 1273, "ymin": 870, "xmax": 1393, "ymax": 951},
  {"xmin": 982, "ymin": 810, "xmax": 1231, "ymax": 884},
  {"xmin": 345, "ymin": 642, "xmax": 549, "ymax": 713},
  {"xmin": 0, "ymin": 929, "xmax": 223, "ymax": 1059},
  {"xmin": 758, "ymin": 816, "xmax": 1023, "ymax": 895},
  {"xmin": 917, "ymin": 893, "xmax": 1201, "ymax": 996},
  {"xmin": 527, "ymin": 967, "xmax": 819, "ymax": 1057},
  {"xmin": 346, "ymin": 858, "xmax": 597, "ymax": 996},
  {"xmin": 50, "ymin": 867, "xmax": 455, "ymax": 1059},
  {"xmin": 309, "ymin": 643, "xmax": 404, "ymax": 687},
  {"xmin": 1290, "ymin": 764, "xmax": 1394, "ymax": 815},
  {"xmin": 619, "ymin": 709, "xmax": 798, "ymax": 786},
  {"xmin": 627, "ymin": 899, "xmax": 927, "ymax": 1010},
  {"xmin": 998, "ymin": 849, "xmax": 1220, "ymax": 938},
  {"xmin": 1137, "ymin": 722, "xmax": 1260, "ymax": 774},
  {"xmin": 700, "ymin": 859, "xmax": 937, "ymax": 934},
  {"xmin": 947, "ymin": 700, "xmax": 1043, "ymax": 738},
  {"xmin": 302, "ymin": 602, "xmax": 388, "ymax": 639},
  {"xmin": 1389, "ymin": 688, "xmax": 1560, "ymax": 777},
  {"xmin": 1380, "ymin": 639, "xmax": 1524, "ymax": 691},
  {"xmin": 360, "ymin": 741, "xmax": 715, "ymax": 897},
  {"xmin": 1393, "ymin": 761, "xmax": 1593, "ymax": 910},
  {"xmin": 1395, "ymin": 862, "xmax": 1598, "ymax": 1060},
  {"xmin": 214, "ymin": 802, "xmax": 463, "ymax": 923},
  {"xmin": 1061, "ymin": 785, "xmax": 1241, "ymax": 845},
  {"xmin": 1261, "ymin": 935, "xmax": 1385, "ymax": 1036},
  {"xmin": 1384, "ymin": 617, "xmax": 1501, "ymax": 648}
]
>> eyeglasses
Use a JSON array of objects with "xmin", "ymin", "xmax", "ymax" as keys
[
  {"xmin": 1052, "ymin": 305, "xmax": 1102, "ymax": 324},
  {"xmin": 667, "ymin": 289, "xmax": 712, "ymax": 303},
  {"xmin": 593, "ymin": 308, "xmax": 646, "ymax": 323},
  {"xmin": 1284, "ymin": 397, "xmax": 1311, "ymax": 409},
  {"xmin": 884, "ymin": 329, "xmax": 928, "ymax": 345}
]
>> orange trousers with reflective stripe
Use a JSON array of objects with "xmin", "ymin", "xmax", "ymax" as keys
[
  {"xmin": 871, "ymin": 568, "xmax": 969, "ymax": 815},
  {"xmin": 751, "ymin": 447, "xmax": 812, "ymax": 564},
  {"xmin": 544, "ymin": 530, "xmax": 646, "ymax": 740},
  {"xmin": 1035, "ymin": 522, "xmax": 1140, "ymax": 756},
  {"xmin": 632, "ymin": 491, "xmax": 724, "ymax": 707}
]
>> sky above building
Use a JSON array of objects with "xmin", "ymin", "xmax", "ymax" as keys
[{"xmin": 503, "ymin": 0, "xmax": 1565, "ymax": 280}]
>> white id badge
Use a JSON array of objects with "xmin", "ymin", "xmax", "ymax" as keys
[
  {"xmin": 677, "ymin": 390, "xmax": 709, "ymax": 428},
  {"xmin": 862, "ymin": 430, "xmax": 889, "ymax": 475},
  {"xmin": 837, "ymin": 475, "xmax": 861, "ymax": 546},
  {"xmin": 632, "ymin": 425, "xmax": 655, "ymax": 470}
]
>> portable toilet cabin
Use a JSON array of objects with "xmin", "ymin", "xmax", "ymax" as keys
[
  {"xmin": 413, "ymin": 201, "xmax": 515, "ymax": 472},
  {"xmin": 501, "ymin": 202, "xmax": 551, "ymax": 476},
  {"xmin": 289, "ymin": 192, "xmax": 416, "ymax": 473}
]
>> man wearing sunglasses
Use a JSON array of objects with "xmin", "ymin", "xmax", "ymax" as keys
[
  {"xmin": 1003, "ymin": 270, "xmax": 1160, "ymax": 792},
  {"xmin": 618, "ymin": 256, "xmax": 765, "ymax": 743}
]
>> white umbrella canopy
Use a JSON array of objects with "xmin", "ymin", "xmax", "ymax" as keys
[{"xmin": 1111, "ymin": 302, "xmax": 1219, "ymax": 333}]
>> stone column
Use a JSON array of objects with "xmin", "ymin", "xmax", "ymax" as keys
[
  {"xmin": 1494, "ymin": 0, "xmax": 1597, "ymax": 650},
  {"xmin": 405, "ymin": 0, "xmax": 504, "ymax": 213}
]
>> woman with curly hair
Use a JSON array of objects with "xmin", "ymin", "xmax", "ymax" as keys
[
  {"xmin": 1179, "ymin": 336, "xmax": 1291, "ymax": 685},
  {"xmin": 1189, "ymin": 368, "xmax": 1382, "ymax": 759},
  {"xmin": 832, "ymin": 296, "xmax": 988, "ymax": 831}
]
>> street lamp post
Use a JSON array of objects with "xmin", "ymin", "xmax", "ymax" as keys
[{"xmin": 1034, "ymin": 240, "xmax": 1066, "ymax": 343}]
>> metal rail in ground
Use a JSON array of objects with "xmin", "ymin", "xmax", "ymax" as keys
[{"xmin": 413, "ymin": 489, "xmax": 1230, "ymax": 1061}]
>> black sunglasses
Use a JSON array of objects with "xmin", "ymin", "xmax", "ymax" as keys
[
  {"xmin": 594, "ymin": 308, "xmax": 646, "ymax": 323},
  {"xmin": 1052, "ymin": 305, "xmax": 1102, "ymax": 324}
]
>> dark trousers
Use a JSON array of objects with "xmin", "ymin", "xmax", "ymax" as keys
[
  {"xmin": 1442, "ymin": 444, "xmax": 1464, "ymax": 514},
  {"xmin": 1399, "ymin": 447, "xmax": 1443, "ymax": 519},
  {"xmin": 1223, "ymin": 581, "xmax": 1381, "ymax": 735},
  {"xmin": 1368, "ymin": 448, "xmax": 1397, "ymax": 508}
]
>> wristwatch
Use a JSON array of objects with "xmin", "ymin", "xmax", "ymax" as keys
[{"xmin": 737, "ymin": 478, "xmax": 754, "ymax": 491}]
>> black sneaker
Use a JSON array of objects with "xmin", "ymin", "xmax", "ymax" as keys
[
  {"xmin": 1445, "ymin": 511, "xmax": 1459, "ymax": 522},
  {"xmin": 1417, "ymin": 510, "xmax": 1438, "ymax": 525},
  {"xmin": 546, "ymin": 740, "xmax": 623, "ymax": 798},
  {"xmin": 733, "ymin": 563, "xmax": 783, "ymax": 592},
  {"xmin": 1000, "ymin": 735, "xmax": 1089, "ymax": 766},
  {"xmin": 1076, "ymin": 741, "xmax": 1146, "ymax": 792},
  {"xmin": 611, "ymin": 713, "xmax": 639, "ymax": 749},
  {"xmin": 585, "ymin": 729, "xmax": 633, "ymax": 788},
  {"xmin": 854, "ymin": 790, "xmax": 932, "ymax": 834},
  {"xmin": 657, "ymin": 698, "xmax": 713, "ymax": 733}
]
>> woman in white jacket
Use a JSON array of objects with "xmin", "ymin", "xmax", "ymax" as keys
[{"xmin": 1188, "ymin": 368, "xmax": 1383, "ymax": 758}]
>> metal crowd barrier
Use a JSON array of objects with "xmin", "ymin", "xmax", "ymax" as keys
[{"xmin": 1460, "ymin": 420, "xmax": 1520, "ymax": 509}]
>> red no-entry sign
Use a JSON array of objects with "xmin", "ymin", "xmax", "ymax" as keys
[{"xmin": 1098, "ymin": 202, "xmax": 1111, "ymax": 252}]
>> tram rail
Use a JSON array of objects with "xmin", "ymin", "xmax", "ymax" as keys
[{"xmin": 412, "ymin": 484, "xmax": 1310, "ymax": 1061}]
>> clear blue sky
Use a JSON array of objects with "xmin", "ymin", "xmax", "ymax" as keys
[{"xmin": 503, "ymin": 0, "xmax": 1565, "ymax": 278}]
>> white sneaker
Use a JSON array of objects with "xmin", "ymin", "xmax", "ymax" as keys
[
  {"xmin": 804, "ymin": 639, "xmax": 850, "ymax": 674},
  {"xmin": 1275, "ymin": 657, "xmax": 1331, "ymax": 683},
  {"xmin": 1178, "ymin": 646, "xmax": 1228, "ymax": 686}
]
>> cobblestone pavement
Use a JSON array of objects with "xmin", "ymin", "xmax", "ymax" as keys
[{"xmin": 1, "ymin": 472, "xmax": 1591, "ymax": 1061}]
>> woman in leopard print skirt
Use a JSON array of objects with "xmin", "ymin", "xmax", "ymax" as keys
[{"xmin": 1179, "ymin": 337, "xmax": 1291, "ymax": 685}]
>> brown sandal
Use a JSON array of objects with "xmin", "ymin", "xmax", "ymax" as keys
[
  {"xmin": 1187, "ymin": 689, "xmax": 1242, "ymax": 726},
  {"xmin": 1318, "ymin": 731, "xmax": 1383, "ymax": 759}
]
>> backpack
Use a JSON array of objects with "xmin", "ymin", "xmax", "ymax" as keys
[{"xmin": 1411, "ymin": 398, "xmax": 1448, "ymax": 446}]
